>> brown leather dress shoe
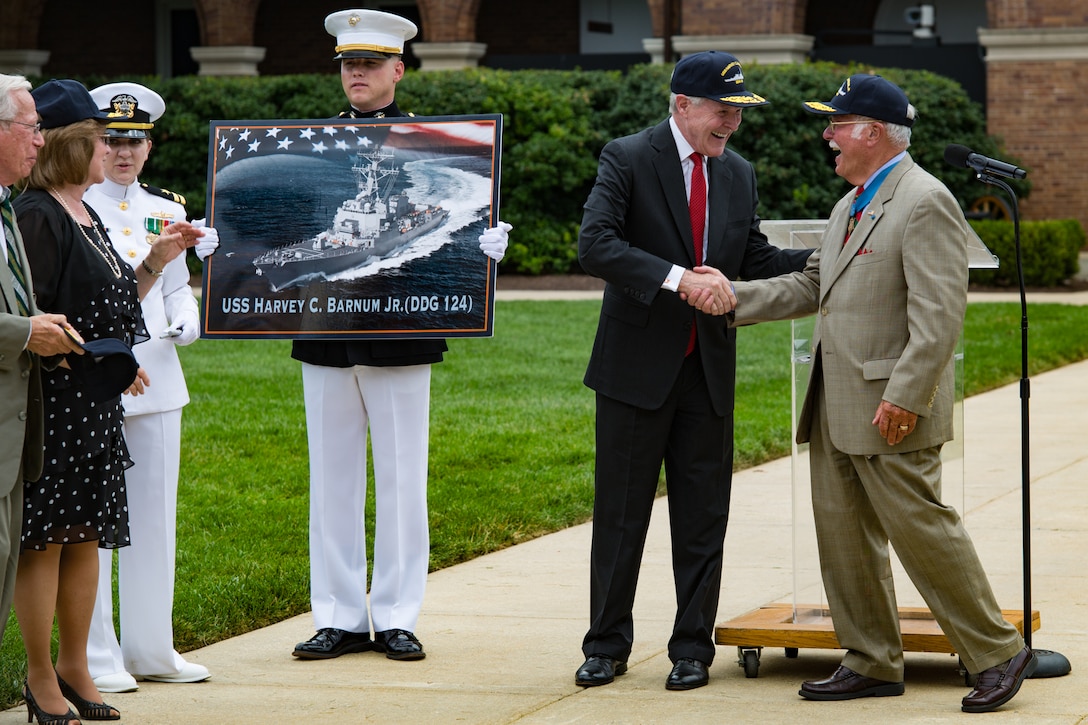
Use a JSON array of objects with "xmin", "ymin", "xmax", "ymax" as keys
[
  {"xmin": 962, "ymin": 647, "xmax": 1037, "ymax": 713},
  {"xmin": 799, "ymin": 665, "xmax": 905, "ymax": 700}
]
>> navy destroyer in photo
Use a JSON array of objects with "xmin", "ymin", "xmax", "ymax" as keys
[{"xmin": 254, "ymin": 146, "xmax": 448, "ymax": 290}]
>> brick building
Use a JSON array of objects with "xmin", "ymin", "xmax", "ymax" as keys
[{"xmin": 0, "ymin": 0, "xmax": 1084, "ymax": 229}]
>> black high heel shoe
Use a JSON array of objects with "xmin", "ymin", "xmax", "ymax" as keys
[
  {"xmin": 55, "ymin": 674, "xmax": 119, "ymax": 721},
  {"xmin": 22, "ymin": 680, "xmax": 78, "ymax": 724}
]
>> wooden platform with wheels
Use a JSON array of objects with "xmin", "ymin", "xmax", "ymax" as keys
[{"xmin": 715, "ymin": 603, "xmax": 1040, "ymax": 679}]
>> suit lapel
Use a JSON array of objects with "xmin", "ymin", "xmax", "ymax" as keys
[
  {"xmin": 704, "ymin": 154, "xmax": 733, "ymax": 266},
  {"xmin": 824, "ymin": 155, "xmax": 914, "ymax": 289},
  {"xmin": 650, "ymin": 121, "xmax": 699, "ymax": 267}
]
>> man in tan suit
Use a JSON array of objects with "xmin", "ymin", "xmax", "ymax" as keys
[
  {"xmin": 728, "ymin": 75, "xmax": 1034, "ymax": 714},
  {"xmin": 0, "ymin": 73, "xmax": 83, "ymax": 641}
]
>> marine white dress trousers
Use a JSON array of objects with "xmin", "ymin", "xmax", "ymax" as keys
[{"xmin": 301, "ymin": 361, "xmax": 431, "ymax": 635}]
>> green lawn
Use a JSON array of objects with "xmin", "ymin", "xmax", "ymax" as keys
[{"xmin": 2, "ymin": 298, "xmax": 1088, "ymax": 707}]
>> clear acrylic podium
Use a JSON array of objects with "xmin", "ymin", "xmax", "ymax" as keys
[{"xmin": 714, "ymin": 220, "xmax": 1037, "ymax": 679}]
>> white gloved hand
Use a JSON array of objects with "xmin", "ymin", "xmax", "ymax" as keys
[
  {"xmin": 164, "ymin": 309, "xmax": 200, "ymax": 346},
  {"xmin": 478, "ymin": 221, "xmax": 512, "ymax": 262},
  {"xmin": 192, "ymin": 218, "xmax": 220, "ymax": 261}
]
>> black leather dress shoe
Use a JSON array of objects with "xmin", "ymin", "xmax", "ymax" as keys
[
  {"xmin": 665, "ymin": 658, "xmax": 709, "ymax": 690},
  {"xmin": 292, "ymin": 628, "xmax": 373, "ymax": 659},
  {"xmin": 374, "ymin": 629, "xmax": 426, "ymax": 660},
  {"xmin": 962, "ymin": 647, "xmax": 1037, "ymax": 713},
  {"xmin": 799, "ymin": 665, "xmax": 904, "ymax": 700},
  {"xmin": 575, "ymin": 655, "xmax": 627, "ymax": 687}
]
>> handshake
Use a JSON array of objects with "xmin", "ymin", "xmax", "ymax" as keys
[{"xmin": 678, "ymin": 266, "xmax": 735, "ymax": 315}]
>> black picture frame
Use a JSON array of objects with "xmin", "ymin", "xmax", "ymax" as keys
[{"xmin": 200, "ymin": 114, "xmax": 502, "ymax": 339}]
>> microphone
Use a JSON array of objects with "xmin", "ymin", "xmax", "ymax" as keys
[{"xmin": 944, "ymin": 144, "xmax": 1027, "ymax": 180}]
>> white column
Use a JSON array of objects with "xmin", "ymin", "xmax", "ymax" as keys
[
  {"xmin": 641, "ymin": 38, "xmax": 665, "ymax": 65},
  {"xmin": 411, "ymin": 42, "xmax": 488, "ymax": 71},
  {"xmin": 670, "ymin": 34, "xmax": 814, "ymax": 65},
  {"xmin": 978, "ymin": 27, "xmax": 1088, "ymax": 62},
  {"xmin": 189, "ymin": 46, "xmax": 267, "ymax": 76},
  {"xmin": 0, "ymin": 50, "xmax": 50, "ymax": 76}
]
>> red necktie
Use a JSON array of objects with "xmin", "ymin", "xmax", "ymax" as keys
[
  {"xmin": 689, "ymin": 152, "xmax": 705, "ymax": 265},
  {"xmin": 687, "ymin": 153, "xmax": 705, "ymax": 356}
]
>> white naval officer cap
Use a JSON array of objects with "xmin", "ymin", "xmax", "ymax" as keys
[
  {"xmin": 90, "ymin": 82, "xmax": 165, "ymax": 139},
  {"xmin": 325, "ymin": 8, "xmax": 417, "ymax": 60}
]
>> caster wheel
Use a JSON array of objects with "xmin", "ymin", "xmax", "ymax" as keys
[{"xmin": 743, "ymin": 649, "xmax": 760, "ymax": 678}]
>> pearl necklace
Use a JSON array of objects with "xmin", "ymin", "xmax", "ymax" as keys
[{"xmin": 49, "ymin": 187, "xmax": 122, "ymax": 279}]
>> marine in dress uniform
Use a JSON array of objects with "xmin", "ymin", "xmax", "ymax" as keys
[
  {"xmin": 83, "ymin": 82, "xmax": 212, "ymax": 692},
  {"xmin": 288, "ymin": 9, "xmax": 509, "ymax": 662}
]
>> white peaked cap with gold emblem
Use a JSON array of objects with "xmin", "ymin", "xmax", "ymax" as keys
[
  {"xmin": 89, "ymin": 82, "xmax": 165, "ymax": 139},
  {"xmin": 325, "ymin": 9, "xmax": 418, "ymax": 60}
]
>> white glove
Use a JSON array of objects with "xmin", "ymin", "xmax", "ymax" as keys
[
  {"xmin": 164, "ymin": 309, "xmax": 200, "ymax": 346},
  {"xmin": 478, "ymin": 221, "xmax": 512, "ymax": 262},
  {"xmin": 192, "ymin": 218, "xmax": 220, "ymax": 261}
]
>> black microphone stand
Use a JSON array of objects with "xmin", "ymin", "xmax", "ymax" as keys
[{"xmin": 974, "ymin": 170, "xmax": 1070, "ymax": 678}]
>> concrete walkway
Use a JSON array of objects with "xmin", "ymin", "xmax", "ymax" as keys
[{"xmin": 4, "ymin": 291, "xmax": 1086, "ymax": 723}]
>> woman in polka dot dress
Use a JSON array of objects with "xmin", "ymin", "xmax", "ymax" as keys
[{"xmin": 11, "ymin": 79, "xmax": 199, "ymax": 724}]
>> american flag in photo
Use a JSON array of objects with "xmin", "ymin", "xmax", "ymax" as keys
[{"xmin": 210, "ymin": 118, "xmax": 498, "ymax": 173}]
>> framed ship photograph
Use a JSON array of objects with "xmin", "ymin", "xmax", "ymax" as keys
[{"xmin": 199, "ymin": 114, "xmax": 502, "ymax": 339}]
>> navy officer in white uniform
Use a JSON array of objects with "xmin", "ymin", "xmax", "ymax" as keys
[{"xmin": 83, "ymin": 82, "xmax": 217, "ymax": 693}]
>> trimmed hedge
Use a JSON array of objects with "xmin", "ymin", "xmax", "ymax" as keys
[
  {"xmin": 968, "ymin": 219, "xmax": 1085, "ymax": 288},
  {"xmin": 39, "ymin": 62, "xmax": 1074, "ymax": 282}
]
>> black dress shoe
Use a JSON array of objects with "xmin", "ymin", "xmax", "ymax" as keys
[
  {"xmin": 799, "ymin": 665, "xmax": 904, "ymax": 700},
  {"xmin": 962, "ymin": 647, "xmax": 1037, "ymax": 713},
  {"xmin": 666, "ymin": 658, "xmax": 709, "ymax": 690},
  {"xmin": 374, "ymin": 629, "xmax": 426, "ymax": 661},
  {"xmin": 292, "ymin": 628, "xmax": 373, "ymax": 659},
  {"xmin": 575, "ymin": 654, "xmax": 627, "ymax": 687}
]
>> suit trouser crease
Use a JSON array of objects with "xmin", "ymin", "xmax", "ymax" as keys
[
  {"xmin": 89, "ymin": 409, "xmax": 187, "ymax": 678},
  {"xmin": 809, "ymin": 381, "xmax": 1023, "ymax": 681},
  {"xmin": 303, "ymin": 362, "xmax": 430, "ymax": 635},
  {"xmin": 584, "ymin": 355, "xmax": 732, "ymax": 665}
]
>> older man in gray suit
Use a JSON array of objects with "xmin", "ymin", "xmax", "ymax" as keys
[
  {"xmin": 0, "ymin": 73, "xmax": 83, "ymax": 641},
  {"xmin": 728, "ymin": 75, "xmax": 1034, "ymax": 714}
]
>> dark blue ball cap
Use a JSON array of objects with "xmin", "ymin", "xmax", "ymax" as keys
[
  {"xmin": 803, "ymin": 74, "xmax": 915, "ymax": 127},
  {"xmin": 31, "ymin": 79, "xmax": 112, "ymax": 130},
  {"xmin": 670, "ymin": 51, "xmax": 769, "ymax": 107},
  {"xmin": 65, "ymin": 337, "xmax": 139, "ymax": 403}
]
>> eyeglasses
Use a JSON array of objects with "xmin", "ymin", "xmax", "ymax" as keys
[
  {"xmin": 1, "ymin": 119, "xmax": 42, "ymax": 135},
  {"xmin": 826, "ymin": 119, "xmax": 879, "ymax": 129}
]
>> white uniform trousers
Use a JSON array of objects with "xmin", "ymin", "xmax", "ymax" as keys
[
  {"xmin": 88, "ymin": 409, "xmax": 189, "ymax": 677},
  {"xmin": 302, "ymin": 362, "xmax": 430, "ymax": 635}
]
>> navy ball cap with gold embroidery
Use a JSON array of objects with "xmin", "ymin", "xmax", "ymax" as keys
[
  {"xmin": 803, "ymin": 74, "xmax": 915, "ymax": 128},
  {"xmin": 670, "ymin": 51, "xmax": 769, "ymax": 107}
]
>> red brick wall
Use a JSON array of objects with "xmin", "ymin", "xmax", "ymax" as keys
[
  {"xmin": 680, "ymin": 0, "xmax": 803, "ymax": 35},
  {"xmin": 987, "ymin": 58, "xmax": 1088, "ymax": 227},
  {"xmin": 985, "ymin": 1, "xmax": 1088, "ymax": 227}
]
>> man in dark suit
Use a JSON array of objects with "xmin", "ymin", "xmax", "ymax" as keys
[
  {"xmin": 287, "ymin": 9, "xmax": 510, "ymax": 663},
  {"xmin": 0, "ymin": 73, "xmax": 84, "ymax": 642},
  {"xmin": 575, "ymin": 51, "xmax": 811, "ymax": 691},
  {"xmin": 731, "ymin": 74, "xmax": 1034, "ymax": 713}
]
